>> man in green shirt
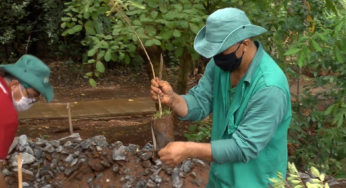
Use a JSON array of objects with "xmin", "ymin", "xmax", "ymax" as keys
[{"xmin": 150, "ymin": 7, "xmax": 292, "ymax": 188}]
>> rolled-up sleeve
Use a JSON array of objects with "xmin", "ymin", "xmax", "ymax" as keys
[
  {"xmin": 211, "ymin": 86, "xmax": 287, "ymax": 164},
  {"xmin": 178, "ymin": 61, "xmax": 215, "ymax": 122}
]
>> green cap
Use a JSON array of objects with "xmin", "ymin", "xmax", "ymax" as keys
[
  {"xmin": 193, "ymin": 7, "xmax": 267, "ymax": 58},
  {"xmin": 0, "ymin": 55, "xmax": 54, "ymax": 102}
]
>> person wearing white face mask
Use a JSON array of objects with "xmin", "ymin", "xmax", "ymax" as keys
[{"xmin": 0, "ymin": 55, "xmax": 54, "ymax": 188}]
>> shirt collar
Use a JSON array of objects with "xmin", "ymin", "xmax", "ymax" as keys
[{"xmin": 244, "ymin": 41, "xmax": 264, "ymax": 84}]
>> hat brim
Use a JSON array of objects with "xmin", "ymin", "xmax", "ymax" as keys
[
  {"xmin": 194, "ymin": 25, "xmax": 267, "ymax": 58},
  {"xmin": 0, "ymin": 64, "xmax": 54, "ymax": 103}
]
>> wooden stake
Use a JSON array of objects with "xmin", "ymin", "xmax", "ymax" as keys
[
  {"xmin": 150, "ymin": 117, "xmax": 157, "ymax": 155},
  {"xmin": 67, "ymin": 103, "xmax": 73, "ymax": 134},
  {"xmin": 158, "ymin": 53, "xmax": 164, "ymax": 117},
  {"xmin": 17, "ymin": 154, "xmax": 22, "ymax": 188}
]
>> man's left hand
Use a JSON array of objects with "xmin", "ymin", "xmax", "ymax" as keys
[{"xmin": 158, "ymin": 142, "xmax": 189, "ymax": 167}]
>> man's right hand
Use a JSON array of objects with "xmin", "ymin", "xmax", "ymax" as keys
[{"xmin": 150, "ymin": 77, "xmax": 175, "ymax": 105}]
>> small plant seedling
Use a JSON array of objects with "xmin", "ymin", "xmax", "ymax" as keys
[{"xmin": 106, "ymin": 1, "xmax": 175, "ymax": 158}]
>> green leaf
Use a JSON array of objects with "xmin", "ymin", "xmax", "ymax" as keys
[
  {"xmin": 87, "ymin": 59, "xmax": 95, "ymax": 64},
  {"xmin": 189, "ymin": 23, "xmax": 200, "ymax": 34},
  {"xmin": 91, "ymin": 12, "xmax": 98, "ymax": 20},
  {"xmin": 159, "ymin": 3, "xmax": 168, "ymax": 13},
  {"xmin": 162, "ymin": 30, "xmax": 173, "ymax": 40},
  {"xmin": 334, "ymin": 47, "xmax": 344, "ymax": 63},
  {"xmin": 337, "ymin": 114, "xmax": 344, "ymax": 127},
  {"xmin": 324, "ymin": 104, "xmax": 335, "ymax": 115},
  {"xmin": 192, "ymin": 52, "xmax": 199, "ymax": 61},
  {"xmin": 127, "ymin": 43, "xmax": 136, "ymax": 52},
  {"xmin": 317, "ymin": 33, "xmax": 327, "ymax": 42},
  {"xmin": 96, "ymin": 61, "xmax": 105, "ymax": 73},
  {"xmin": 97, "ymin": 50, "xmax": 105, "ymax": 60},
  {"xmin": 88, "ymin": 47, "xmax": 98, "ymax": 57},
  {"xmin": 153, "ymin": 39, "xmax": 161, "ymax": 45},
  {"xmin": 133, "ymin": 19, "xmax": 142, "ymax": 26},
  {"xmin": 61, "ymin": 22, "xmax": 67, "ymax": 29},
  {"xmin": 173, "ymin": 30, "xmax": 181, "ymax": 37},
  {"xmin": 72, "ymin": 18, "xmax": 77, "ymax": 22},
  {"xmin": 310, "ymin": 39, "xmax": 322, "ymax": 52},
  {"xmin": 151, "ymin": 11, "xmax": 158, "ymax": 19},
  {"xmin": 111, "ymin": 53, "xmax": 117, "ymax": 61},
  {"xmin": 326, "ymin": 0, "xmax": 339, "ymax": 15},
  {"xmin": 61, "ymin": 17, "xmax": 71, "ymax": 22},
  {"xmin": 190, "ymin": 23, "xmax": 199, "ymax": 34},
  {"xmin": 99, "ymin": 40, "xmax": 109, "ymax": 49},
  {"xmin": 61, "ymin": 30, "xmax": 68, "ymax": 36},
  {"xmin": 173, "ymin": 4, "xmax": 183, "ymax": 12},
  {"xmin": 337, "ymin": 0, "xmax": 346, "ymax": 8},
  {"xmin": 180, "ymin": 21, "xmax": 189, "ymax": 28},
  {"xmin": 189, "ymin": 124, "xmax": 197, "ymax": 132},
  {"xmin": 175, "ymin": 47, "xmax": 184, "ymax": 57},
  {"xmin": 139, "ymin": 14, "xmax": 153, "ymax": 22},
  {"xmin": 94, "ymin": 72, "xmax": 100, "ymax": 78},
  {"xmin": 104, "ymin": 35, "xmax": 112, "ymax": 40},
  {"xmin": 84, "ymin": 10, "xmax": 90, "ymax": 19},
  {"xmin": 104, "ymin": 50, "xmax": 112, "ymax": 62},
  {"xmin": 166, "ymin": 43, "xmax": 174, "ymax": 51},
  {"xmin": 128, "ymin": 1, "xmax": 146, "ymax": 9},
  {"xmin": 111, "ymin": 45, "xmax": 119, "ymax": 50},
  {"xmin": 72, "ymin": 25, "xmax": 83, "ymax": 33},
  {"xmin": 145, "ymin": 26, "xmax": 157, "ymax": 37},
  {"xmin": 145, "ymin": 40, "xmax": 154, "ymax": 46},
  {"xmin": 85, "ymin": 72, "xmax": 93, "ymax": 77},
  {"xmin": 125, "ymin": 54, "xmax": 130, "ymax": 64},
  {"xmin": 84, "ymin": 21, "xmax": 96, "ymax": 35},
  {"xmin": 284, "ymin": 48, "xmax": 301, "ymax": 56},
  {"xmin": 89, "ymin": 79, "xmax": 97, "ymax": 87},
  {"xmin": 119, "ymin": 51, "xmax": 125, "ymax": 60}
]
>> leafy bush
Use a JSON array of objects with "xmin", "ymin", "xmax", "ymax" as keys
[{"xmin": 269, "ymin": 162, "xmax": 331, "ymax": 188}]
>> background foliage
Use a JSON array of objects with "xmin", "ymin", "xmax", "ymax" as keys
[{"xmin": 1, "ymin": 0, "xmax": 346, "ymax": 177}]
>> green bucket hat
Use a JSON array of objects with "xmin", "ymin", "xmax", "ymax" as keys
[
  {"xmin": 194, "ymin": 7, "xmax": 267, "ymax": 58},
  {"xmin": 0, "ymin": 55, "xmax": 54, "ymax": 102}
]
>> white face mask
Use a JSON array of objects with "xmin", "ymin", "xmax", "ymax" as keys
[{"xmin": 12, "ymin": 84, "xmax": 33, "ymax": 112}]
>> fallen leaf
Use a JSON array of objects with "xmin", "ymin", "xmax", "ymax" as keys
[{"xmin": 128, "ymin": 99, "xmax": 134, "ymax": 102}]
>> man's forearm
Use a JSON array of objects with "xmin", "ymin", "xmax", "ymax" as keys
[
  {"xmin": 169, "ymin": 93, "xmax": 188, "ymax": 118},
  {"xmin": 186, "ymin": 142, "xmax": 214, "ymax": 162}
]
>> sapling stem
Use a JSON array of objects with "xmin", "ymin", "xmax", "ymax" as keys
[
  {"xmin": 115, "ymin": 7, "xmax": 163, "ymax": 117},
  {"xmin": 158, "ymin": 53, "xmax": 164, "ymax": 117}
]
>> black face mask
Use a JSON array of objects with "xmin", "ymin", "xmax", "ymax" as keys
[{"xmin": 213, "ymin": 42, "xmax": 244, "ymax": 72}]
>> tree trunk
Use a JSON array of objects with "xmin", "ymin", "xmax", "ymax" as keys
[
  {"xmin": 177, "ymin": 48, "xmax": 193, "ymax": 95},
  {"xmin": 138, "ymin": 45, "xmax": 170, "ymax": 111}
]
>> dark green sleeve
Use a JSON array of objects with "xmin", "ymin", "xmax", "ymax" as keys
[
  {"xmin": 211, "ymin": 86, "xmax": 287, "ymax": 164},
  {"xmin": 178, "ymin": 61, "xmax": 215, "ymax": 122}
]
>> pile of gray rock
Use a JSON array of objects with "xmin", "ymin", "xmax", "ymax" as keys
[
  {"xmin": 3, "ymin": 134, "xmax": 345, "ymax": 188},
  {"xmin": 2, "ymin": 134, "xmax": 209, "ymax": 188}
]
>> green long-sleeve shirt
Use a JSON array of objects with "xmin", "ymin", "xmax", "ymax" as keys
[{"xmin": 179, "ymin": 41, "xmax": 292, "ymax": 188}]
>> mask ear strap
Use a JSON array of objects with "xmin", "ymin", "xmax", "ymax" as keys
[
  {"xmin": 235, "ymin": 41, "xmax": 244, "ymax": 52},
  {"xmin": 18, "ymin": 84, "xmax": 24, "ymax": 97}
]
